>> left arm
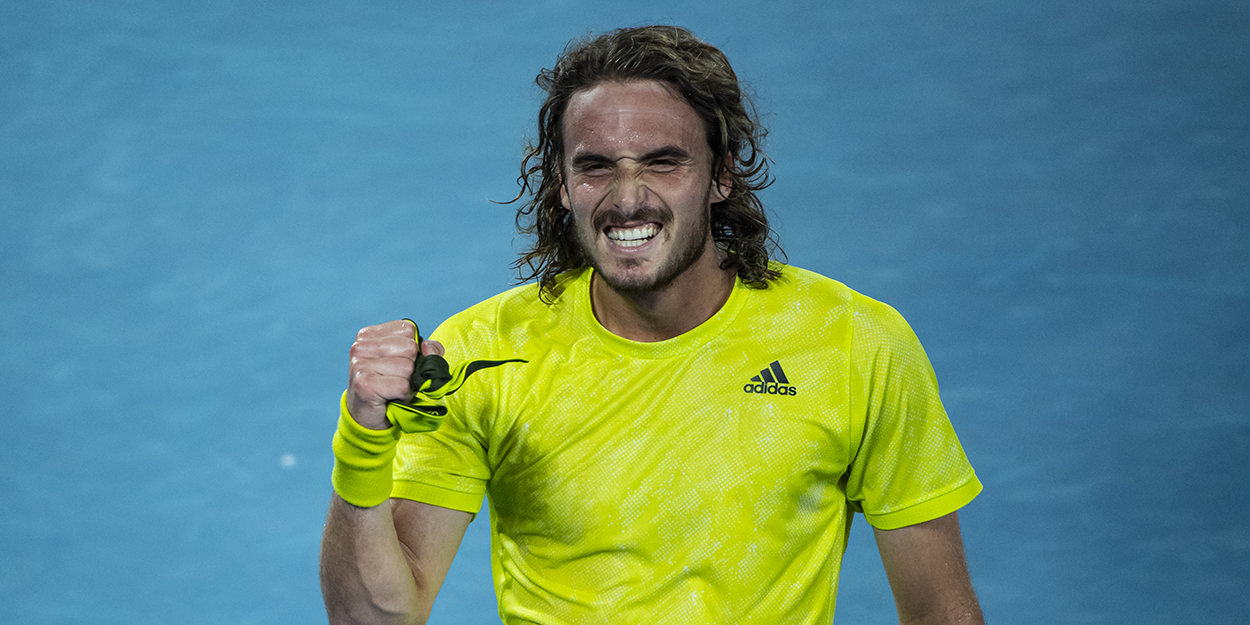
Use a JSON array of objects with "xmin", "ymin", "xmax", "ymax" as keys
[{"xmin": 873, "ymin": 511, "xmax": 984, "ymax": 625}]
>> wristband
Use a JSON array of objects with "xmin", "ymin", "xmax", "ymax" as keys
[{"xmin": 331, "ymin": 391, "xmax": 402, "ymax": 507}]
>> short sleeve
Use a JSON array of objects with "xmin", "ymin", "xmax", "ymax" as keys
[
  {"xmin": 389, "ymin": 318, "xmax": 494, "ymax": 514},
  {"xmin": 844, "ymin": 296, "xmax": 981, "ymax": 530},
  {"xmin": 391, "ymin": 417, "xmax": 491, "ymax": 514}
]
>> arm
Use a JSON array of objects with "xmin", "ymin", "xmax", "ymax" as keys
[
  {"xmin": 320, "ymin": 495, "xmax": 472, "ymax": 625},
  {"xmin": 319, "ymin": 320, "xmax": 473, "ymax": 625},
  {"xmin": 873, "ymin": 511, "xmax": 984, "ymax": 625}
]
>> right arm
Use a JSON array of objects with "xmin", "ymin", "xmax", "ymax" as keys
[
  {"xmin": 320, "ymin": 495, "xmax": 472, "ymax": 625},
  {"xmin": 319, "ymin": 320, "xmax": 474, "ymax": 625}
]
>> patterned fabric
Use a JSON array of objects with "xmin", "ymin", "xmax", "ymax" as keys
[
  {"xmin": 384, "ymin": 319, "xmax": 526, "ymax": 433},
  {"xmin": 392, "ymin": 265, "xmax": 981, "ymax": 624}
]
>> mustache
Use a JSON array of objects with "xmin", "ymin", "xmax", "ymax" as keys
[{"xmin": 592, "ymin": 205, "xmax": 672, "ymax": 231}]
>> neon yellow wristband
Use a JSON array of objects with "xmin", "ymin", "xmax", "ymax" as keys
[{"xmin": 331, "ymin": 391, "xmax": 402, "ymax": 508}]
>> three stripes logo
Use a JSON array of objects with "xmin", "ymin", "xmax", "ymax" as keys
[{"xmin": 744, "ymin": 360, "xmax": 798, "ymax": 396}]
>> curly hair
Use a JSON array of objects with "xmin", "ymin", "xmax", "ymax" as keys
[{"xmin": 510, "ymin": 25, "xmax": 784, "ymax": 299}]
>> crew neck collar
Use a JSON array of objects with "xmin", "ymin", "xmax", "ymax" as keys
[{"xmin": 574, "ymin": 268, "xmax": 746, "ymax": 360}]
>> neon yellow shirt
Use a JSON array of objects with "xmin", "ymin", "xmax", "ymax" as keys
[{"xmin": 393, "ymin": 265, "xmax": 980, "ymax": 624}]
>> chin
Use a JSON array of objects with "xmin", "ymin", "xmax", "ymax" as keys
[
  {"xmin": 585, "ymin": 226, "xmax": 713, "ymax": 298},
  {"xmin": 595, "ymin": 262, "xmax": 682, "ymax": 297}
]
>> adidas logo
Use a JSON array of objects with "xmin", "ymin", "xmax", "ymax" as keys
[{"xmin": 743, "ymin": 360, "xmax": 798, "ymax": 396}]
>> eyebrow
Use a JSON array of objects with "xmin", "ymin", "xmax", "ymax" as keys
[
  {"xmin": 569, "ymin": 145, "xmax": 694, "ymax": 169},
  {"xmin": 639, "ymin": 146, "xmax": 694, "ymax": 162}
]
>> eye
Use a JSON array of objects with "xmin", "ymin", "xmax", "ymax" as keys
[{"xmin": 574, "ymin": 160, "xmax": 612, "ymax": 176}]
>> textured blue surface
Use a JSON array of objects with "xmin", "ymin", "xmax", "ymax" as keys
[{"xmin": 1, "ymin": 1, "xmax": 1247, "ymax": 623}]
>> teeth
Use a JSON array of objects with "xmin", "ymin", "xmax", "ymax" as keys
[{"xmin": 606, "ymin": 225, "xmax": 659, "ymax": 247}]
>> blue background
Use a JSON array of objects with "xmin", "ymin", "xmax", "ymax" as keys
[{"xmin": 2, "ymin": 1, "xmax": 1247, "ymax": 623}]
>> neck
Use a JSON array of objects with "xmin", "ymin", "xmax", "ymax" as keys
[{"xmin": 590, "ymin": 244, "xmax": 736, "ymax": 342}]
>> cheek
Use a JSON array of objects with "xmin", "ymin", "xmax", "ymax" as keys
[
  {"xmin": 676, "ymin": 181, "xmax": 714, "ymax": 208},
  {"xmin": 564, "ymin": 186, "xmax": 598, "ymax": 226},
  {"xmin": 566, "ymin": 179, "xmax": 608, "ymax": 209}
]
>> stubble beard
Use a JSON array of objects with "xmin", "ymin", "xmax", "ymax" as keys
[{"xmin": 576, "ymin": 194, "xmax": 714, "ymax": 299}]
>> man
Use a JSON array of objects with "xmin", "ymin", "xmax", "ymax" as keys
[{"xmin": 321, "ymin": 25, "xmax": 983, "ymax": 625}]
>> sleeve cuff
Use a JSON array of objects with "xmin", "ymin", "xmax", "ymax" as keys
[
  {"xmin": 863, "ymin": 474, "xmax": 983, "ymax": 530},
  {"xmin": 390, "ymin": 479, "xmax": 485, "ymax": 515}
]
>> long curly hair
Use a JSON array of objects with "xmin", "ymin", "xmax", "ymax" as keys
[{"xmin": 510, "ymin": 25, "xmax": 784, "ymax": 299}]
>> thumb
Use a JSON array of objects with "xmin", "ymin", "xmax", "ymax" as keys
[{"xmin": 420, "ymin": 339, "xmax": 445, "ymax": 357}]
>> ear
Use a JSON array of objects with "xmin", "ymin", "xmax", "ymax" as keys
[
  {"xmin": 559, "ymin": 169, "xmax": 571, "ymax": 210},
  {"xmin": 711, "ymin": 158, "xmax": 733, "ymax": 203}
]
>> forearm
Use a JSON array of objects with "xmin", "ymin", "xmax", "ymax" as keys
[
  {"xmin": 874, "ymin": 512, "xmax": 984, "ymax": 625},
  {"xmin": 320, "ymin": 494, "xmax": 427, "ymax": 625},
  {"xmin": 890, "ymin": 549, "xmax": 983, "ymax": 625}
]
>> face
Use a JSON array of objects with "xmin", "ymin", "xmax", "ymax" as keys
[{"xmin": 559, "ymin": 80, "xmax": 728, "ymax": 297}]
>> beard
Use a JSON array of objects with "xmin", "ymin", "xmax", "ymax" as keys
[{"xmin": 575, "ymin": 192, "xmax": 714, "ymax": 298}]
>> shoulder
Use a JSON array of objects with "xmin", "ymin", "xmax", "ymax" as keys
[
  {"xmin": 429, "ymin": 269, "xmax": 588, "ymax": 357},
  {"xmin": 451, "ymin": 282, "xmax": 542, "ymax": 324},
  {"xmin": 748, "ymin": 264, "xmax": 852, "ymax": 306},
  {"xmin": 755, "ymin": 264, "xmax": 920, "ymax": 352},
  {"xmin": 754, "ymin": 264, "xmax": 902, "ymax": 322}
]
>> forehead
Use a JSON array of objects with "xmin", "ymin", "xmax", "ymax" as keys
[{"xmin": 562, "ymin": 80, "xmax": 708, "ymax": 158}]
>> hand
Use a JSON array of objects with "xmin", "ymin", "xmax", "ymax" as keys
[{"xmin": 346, "ymin": 319, "xmax": 446, "ymax": 430}]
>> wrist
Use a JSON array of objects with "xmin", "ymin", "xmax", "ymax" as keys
[{"xmin": 331, "ymin": 391, "xmax": 402, "ymax": 507}]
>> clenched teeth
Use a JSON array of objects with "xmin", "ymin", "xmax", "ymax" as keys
[{"xmin": 606, "ymin": 224, "xmax": 659, "ymax": 248}]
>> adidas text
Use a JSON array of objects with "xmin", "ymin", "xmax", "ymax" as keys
[{"xmin": 743, "ymin": 382, "xmax": 798, "ymax": 396}]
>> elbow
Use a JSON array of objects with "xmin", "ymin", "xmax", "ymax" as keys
[
  {"xmin": 321, "ymin": 571, "xmax": 430, "ymax": 625},
  {"xmin": 324, "ymin": 600, "xmax": 428, "ymax": 625},
  {"xmin": 898, "ymin": 602, "xmax": 984, "ymax": 625}
]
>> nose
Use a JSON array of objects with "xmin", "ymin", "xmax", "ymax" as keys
[{"xmin": 609, "ymin": 166, "xmax": 646, "ymax": 212}]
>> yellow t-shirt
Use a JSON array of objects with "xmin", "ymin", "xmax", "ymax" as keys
[{"xmin": 393, "ymin": 265, "xmax": 980, "ymax": 624}]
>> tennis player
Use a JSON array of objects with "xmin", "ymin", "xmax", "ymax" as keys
[{"xmin": 321, "ymin": 25, "xmax": 984, "ymax": 625}]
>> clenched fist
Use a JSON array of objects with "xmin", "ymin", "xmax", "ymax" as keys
[{"xmin": 345, "ymin": 320, "xmax": 445, "ymax": 430}]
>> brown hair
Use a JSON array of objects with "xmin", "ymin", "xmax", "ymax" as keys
[{"xmin": 510, "ymin": 25, "xmax": 784, "ymax": 298}]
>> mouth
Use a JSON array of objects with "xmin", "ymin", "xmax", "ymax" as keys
[{"xmin": 605, "ymin": 223, "xmax": 660, "ymax": 248}]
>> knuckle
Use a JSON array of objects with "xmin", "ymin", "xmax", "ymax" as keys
[
  {"xmin": 350, "ymin": 369, "xmax": 374, "ymax": 388},
  {"xmin": 399, "ymin": 339, "xmax": 419, "ymax": 358}
]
